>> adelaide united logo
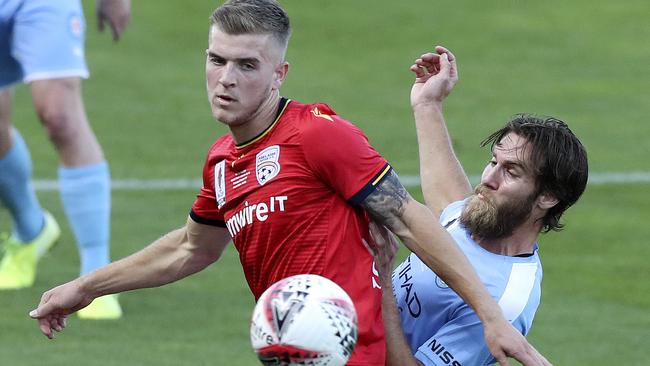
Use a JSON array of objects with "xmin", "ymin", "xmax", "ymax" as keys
[{"xmin": 256, "ymin": 145, "xmax": 281, "ymax": 186}]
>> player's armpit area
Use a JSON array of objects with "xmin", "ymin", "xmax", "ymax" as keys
[{"xmin": 360, "ymin": 170, "xmax": 412, "ymax": 233}]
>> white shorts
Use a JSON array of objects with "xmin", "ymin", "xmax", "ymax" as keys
[{"xmin": 0, "ymin": 0, "xmax": 88, "ymax": 89}]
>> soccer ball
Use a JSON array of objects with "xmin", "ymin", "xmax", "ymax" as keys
[{"xmin": 250, "ymin": 274, "xmax": 358, "ymax": 366}]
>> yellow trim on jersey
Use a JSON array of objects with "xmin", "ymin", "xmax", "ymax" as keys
[
  {"xmin": 372, "ymin": 164, "xmax": 392, "ymax": 186},
  {"xmin": 236, "ymin": 99, "xmax": 292, "ymax": 149}
]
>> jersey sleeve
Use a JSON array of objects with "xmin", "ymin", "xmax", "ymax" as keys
[
  {"xmin": 300, "ymin": 104, "xmax": 390, "ymax": 205},
  {"xmin": 190, "ymin": 147, "xmax": 226, "ymax": 227},
  {"xmin": 413, "ymin": 306, "xmax": 495, "ymax": 366}
]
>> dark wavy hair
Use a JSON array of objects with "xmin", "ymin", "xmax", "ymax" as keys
[{"xmin": 481, "ymin": 114, "xmax": 588, "ymax": 232}]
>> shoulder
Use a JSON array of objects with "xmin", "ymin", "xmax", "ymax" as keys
[
  {"xmin": 200, "ymin": 134, "xmax": 233, "ymax": 172},
  {"xmin": 205, "ymin": 134, "xmax": 233, "ymax": 157},
  {"xmin": 286, "ymin": 100, "xmax": 366, "ymax": 139},
  {"xmin": 439, "ymin": 199, "xmax": 467, "ymax": 226}
]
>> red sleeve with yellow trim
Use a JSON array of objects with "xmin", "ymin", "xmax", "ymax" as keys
[{"xmin": 300, "ymin": 103, "xmax": 391, "ymax": 205}]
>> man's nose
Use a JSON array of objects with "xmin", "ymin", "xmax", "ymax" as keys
[
  {"xmin": 481, "ymin": 165, "xmax": 499, "ymax": 190},
  {"xmin": 218, "ymin": 63, "xmax": 237, "ymax": 87}
]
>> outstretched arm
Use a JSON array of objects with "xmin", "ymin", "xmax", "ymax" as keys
[
  {"xmin": 410, "ymin": 47, "xmax": 473, "ymax": 217},
  {"xmin": 361, "ymin": 172, "xmax": 550, "ymax": 366},
  {"xmin": 30, "ymin": 217, "xmax": 230, "ymax": 339}
]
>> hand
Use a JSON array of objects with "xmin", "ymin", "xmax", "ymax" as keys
[
  {"xmin": 363, "ymin": 221, "xmax": 399, "ymax": 284},
  {"xmin": 410, "ymin": 46, "xmax": 459, "ymax": 108},
  {"xmin": 96, "ymin": 0, "xmax": 131, "ymax": 41},
  {"xmin": 29, "ymin": 281, "xmax": 95, "ymax": 339},
  {"xmin": 485, "ymin": 318, "xmax": 552, "ymax": 366}
]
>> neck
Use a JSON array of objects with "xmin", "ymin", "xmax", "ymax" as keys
[
  {"xmin": 474, "ymin": 217, "xmax": 542, "ymax": 256},
  {"xmin": 230, "ymin": 92, "xmax": 281, "ymax": 144}
]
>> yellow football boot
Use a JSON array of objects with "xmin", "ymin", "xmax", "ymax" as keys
[
  {"xmin": 77, "ymin": 294, "xmax": 123, "ymax": 320},
  {"xmin": 0, "ymin": 211, "xmax": 61, "ymax": 289}
]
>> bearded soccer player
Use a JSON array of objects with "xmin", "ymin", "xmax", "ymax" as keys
[
  {"xmin": 370, "ymin": 47, "xmax": 587, "ymax": 365},
  {"xmin": 30, "ymin": 2, "xmax": 550, "ymax": 365}
]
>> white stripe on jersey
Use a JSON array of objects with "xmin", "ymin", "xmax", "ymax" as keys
[{"xmin": 498, "ymin": 262, "xmax": 538, "ymax": 321}]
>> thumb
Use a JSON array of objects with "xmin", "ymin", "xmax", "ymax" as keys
[
  {"xmin": 438, "ymin": 53, "xmax": 451, "ymax": 76},
  {"xmin": 29, "ymin": 301, "xmax": 56, "ymax": 319}
]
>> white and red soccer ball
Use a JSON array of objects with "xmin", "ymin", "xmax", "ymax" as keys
[{"xmin": 250, "ymin": 274, "xmax": 358, "ymax": 366}]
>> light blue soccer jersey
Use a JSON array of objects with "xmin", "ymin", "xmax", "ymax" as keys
[
  {"xmin": 0, "ymin": 0, "xmax": 88, "ymax": 89},
  {"xmin": 393, "ymin": 200, "xmax": 542, "ymax": 366}
]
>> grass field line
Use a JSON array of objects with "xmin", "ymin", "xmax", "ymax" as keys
[{"xmin": 30, "ymin": 171, "xmax": 650, "ymax": 191}]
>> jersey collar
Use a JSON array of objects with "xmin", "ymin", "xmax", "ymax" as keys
[{"xmin": 235, "ymin": 97, "xmax": 290, "ymax": 149}]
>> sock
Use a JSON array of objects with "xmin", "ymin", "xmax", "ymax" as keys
[
  {"xmin": 58, "ymin": 161, "xmax": 111, "ymax": 275},
  {"xmin": 0, "ymin": 128, "xmax": 44, "ymax": 242}
]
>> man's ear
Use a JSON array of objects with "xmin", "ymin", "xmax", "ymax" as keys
[
  {"xmin": 272, "ymin": 62, "xmax": 289, "ymax": 91},
  {"xmin": 537, "ymin": 192, "xmax": 559, "ymax": 210}
]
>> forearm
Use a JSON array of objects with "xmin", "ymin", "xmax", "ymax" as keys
[
  {"xmin": 413, "ymin": 103, "xmax": 472, "ymax": 214},
  {"xmin": 397, "ymin": 200, "xmax": 504, "ymax": 326},
  {"xmin": 380, "ymin": 271, "xmax": 423, "ymax": 366},
  {"xmin": 362, "ymin": 173, "xmax": 504, "ymax": 328},
  {"xmin": 77, "ymin": 226, "xmax": 213, "ymax": 298}
]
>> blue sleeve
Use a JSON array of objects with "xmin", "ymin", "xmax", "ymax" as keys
[{"xmin": 413, "ymin": 306, "xmax": 495, "ymax": 366}]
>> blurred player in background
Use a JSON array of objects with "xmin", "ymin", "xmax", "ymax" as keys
[
  {"xmin": 0, "ymin": 0, "xmax": 130, "ymax": 319},
  {"xmin": 30, "ymin": 2, "xmax": 549, "ymax": 365},
  {"xmin": 370, "ymin": 46, "xmax": 588, "ymax": 365}
]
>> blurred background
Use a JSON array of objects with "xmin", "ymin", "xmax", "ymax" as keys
[{"xmin": 1, "ymin": 0, "xmax": 648, "ymax": 364}]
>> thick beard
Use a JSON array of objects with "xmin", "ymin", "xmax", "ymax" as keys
[{"xmin": 459, "ymin": 185, "xmax": 536, "ymax": 241}]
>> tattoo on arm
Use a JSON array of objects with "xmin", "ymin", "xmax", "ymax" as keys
[{"xmin": 361, "ymin": 170, "xmax": 411, "ymax": 231}]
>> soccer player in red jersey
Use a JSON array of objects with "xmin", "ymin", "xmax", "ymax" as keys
[{"xmin": 31, "ymin": 1, "xmax": 549, "ymax": 365}]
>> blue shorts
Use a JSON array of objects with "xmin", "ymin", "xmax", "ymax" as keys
[{"xmin": 0, "ymin": 0, "xmax": 88, "ymax": 89}]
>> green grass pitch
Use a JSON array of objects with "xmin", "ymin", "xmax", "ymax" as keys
[{"xmin": 1, "ymin": 0, "xmax": 649, "ymax": 364}]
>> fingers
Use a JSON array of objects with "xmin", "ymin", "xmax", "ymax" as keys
[
  {"xmin": 409, "ymin": 49, "xmax": 455, "ymax": 83},
  {"xmin": 110, "ymin": 17, "xmax": 130, "ymax": 41},
  {"xmin": 435, "ymin": 46, "xmax": 456, "ymax": 62},
  {"xmin": 496, "ymin": 357, "xmax": 512, "ymax": 366},
  {"xmin": 97, "ymin": 16, "xmax": 105, "ymax": 33},
  {"xmin": 368, "ymin": 221, "xmax": 381, "ymax": 241},
  {"xmin": 96, "ymin": 0, "xmax": 131, "ymax": 42},
  {"xmin": 361, "ymin": 238, "xmax": 376, "ymax": 257},
  {"xmin": 502, "ymin": 346, "xmax": 551, "ymax": 366},
  {"xmin": 39, "ymin": 318, "xmax": 53, "ymax": 339},
  {"xmin": 539, "ymin": 351, "xmax": 552, "ymax": 366},
  {"xmin": 410, "ymin": 64, "xmax": 426, "ymax": 79},
  {"xmin": 410, "ymin": 53, "xmax": 440, "ymax": 77},
  {"xmin": 526, "ymin": 345, "xmax": 553, "ymax": 366},
  {"xmin": 35, "ymin": 315, "xmax": 67, "ymax": 339},
  {"xmin": 98, "ymin": 17, "xmax": 126, "ymax": 41}
]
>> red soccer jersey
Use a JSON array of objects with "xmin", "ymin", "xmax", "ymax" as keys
[{"xmin": 191, "ymin": 98, "xmax": 390, "ymax": 365}]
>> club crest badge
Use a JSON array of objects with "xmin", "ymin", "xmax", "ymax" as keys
[
  {"xmin": 214, "ymin": 160, "xmax": 226, "ymax": 208},
  {"xmin": 256, "ymin": 145, "xmax": 281, "ymax": 186}
]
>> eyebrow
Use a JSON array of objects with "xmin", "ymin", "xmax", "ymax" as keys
[
  {"xmin": 491, "ymin": 152, "xmax": 529, "ymax": 173},
  {"xmin": 206, "ymin": 51, "xmax": 259, "ymax": 65}
]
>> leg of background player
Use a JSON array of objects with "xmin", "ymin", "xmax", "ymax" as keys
[
  {"xmin": 0, "ymin": 89, "xmax": 60, "ymax": 289},
  {"xmin": 30, "ymin": 78, "xmax": 121, "ymax": 319}
]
